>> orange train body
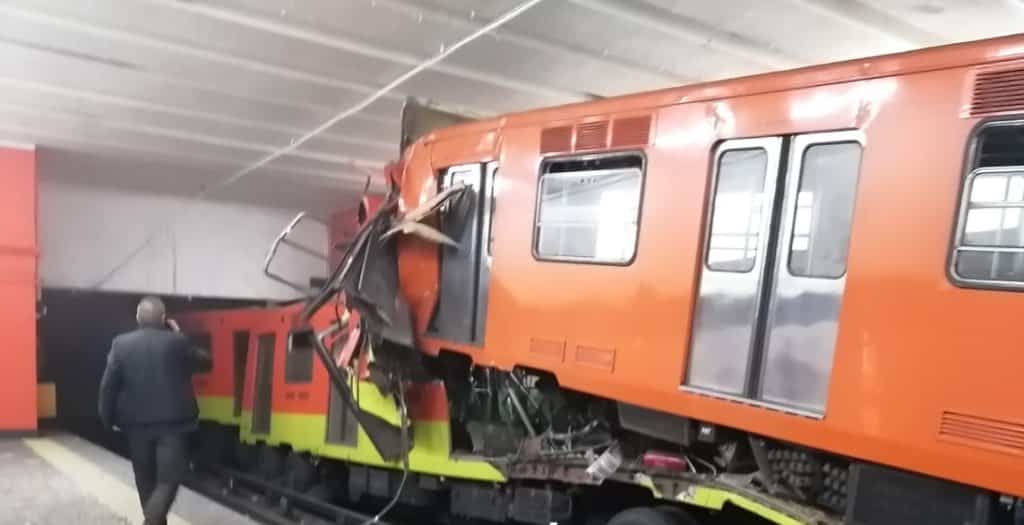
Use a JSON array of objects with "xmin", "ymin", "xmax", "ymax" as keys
[
  {"xmin": 394, "ymin": 34, "xmax": 1024, "ymax": 498},
  {"xmin": 181, "ymin": 303, "xmax": 343, "ymax": 421}
]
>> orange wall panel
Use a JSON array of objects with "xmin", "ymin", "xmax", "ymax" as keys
[
  {"xmin": 0, "ymin": 261, "xmax": 37, "ymax": 431},
  {"xmin": 0, "ymin": 147, "xmax": 37, "ymax": 253},
  {"xmin": 0, "ymin": 146, "xmax": 37, "ymax": 432}
]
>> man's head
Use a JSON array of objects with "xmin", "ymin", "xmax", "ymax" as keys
[{"xmin": 136, "ymin": 296, "xmax": 167, "ymax": 327}]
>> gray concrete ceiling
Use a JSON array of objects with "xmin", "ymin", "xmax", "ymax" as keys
[{"xmin": 2, "ymin": 0, "xmax": 1023, "ymax": 212}]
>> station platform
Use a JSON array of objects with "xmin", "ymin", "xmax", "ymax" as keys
[{"xmin": 0, "ymin": 432, "xmax": 258, "ymax": 525}]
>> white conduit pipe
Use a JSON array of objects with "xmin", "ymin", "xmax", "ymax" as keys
[{"xmin": 90, "ymin": 0, "xmax": 547, "ymax": 289}]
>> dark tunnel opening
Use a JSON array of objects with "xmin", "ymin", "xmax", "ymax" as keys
[{"xmin": 37, "ymin": 288, "xmax": 257, "ymax": 454}]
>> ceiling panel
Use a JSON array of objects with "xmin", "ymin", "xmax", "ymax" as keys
[
  {"xmin": 38, "ymin": 148, "xmax": 226, "ymax": 197},
  {"xmin": 0, "ymin": 2, "xmax": 404, "ymax": 118},
  {"xmin": 226, "ymin": 170, "xmax": 359, "ymax": 216},
  {"xmin": 37, "ymin": 148, "xmax": 355, "ymax": 216},
  {"xmin": 0, "ymin": 125, "xmax": 251, "ymax": 171},
  {"xmin": 0, "ymin": 84, "xmax": 389, "ymax": 164},
  {"xmin": 0, "ymin": 112, "xmax": 261, "ymax": 164},
  {"xmin": 0, "ymin": 43, "xmax": 334, "ymax": 127},
  {"xmin": 186, "ymin": 0, "xmax": 668, "ymax": 99},
  {"xmin": 194, "ymin": 0, "xmax": 462, "ymax": 61},
  {"xmin": 866, "ymin": 0, "xmax": 1024, "ymax": 42},
  {"xmin": 0, "ymin": 0, "xmax": 1018, "ymax": 214},
  {"xmin": 416, "ymin": 0, "xmax": 527, "ymax": 19},
  {"xmin": 134, "ymin": 0, "xmax": 589, "ymax": 111},
  {"xmin": 443, "ymin": 37, "xmax": 681, "ymax": 98},
  {"xmin": 640, "ymin": 0, "xmax": 914, "ymax": 63},
  {"xmin": 502, "ymin": 1, "xmax": 771, "ymax": 82},
  {"xmin": 321, "ymin": 116, "xmax": 400, "ymax": 146}
]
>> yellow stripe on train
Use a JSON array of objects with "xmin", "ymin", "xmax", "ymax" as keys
[
  {"xmin": 236, "ymin": 411, "xmax": 504, "ymax": 482},
  {"xmin": 198, "ymin": 380, "xmax": 504, "ymax": 483},
  {"xmin": 197, "ymin": 395, "xmax": 239, "ymax": 426}
]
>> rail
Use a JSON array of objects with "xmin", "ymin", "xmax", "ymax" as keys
[{"xmin": 188, "ymin": 462, "xmax": 388, "ymax": 525}]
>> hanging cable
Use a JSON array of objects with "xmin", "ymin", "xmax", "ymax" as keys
[
  {"xmin": 89, "ymin": 0, "xmax": 548, "ymax": 290},
  {"xmin": 359, "ymin": 379, "xmax": 410, "ymax": 525}
]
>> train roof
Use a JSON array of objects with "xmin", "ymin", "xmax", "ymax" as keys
[{"xmin": 421, "ymin": 32, "xmax": 1024, "ymax": 142}]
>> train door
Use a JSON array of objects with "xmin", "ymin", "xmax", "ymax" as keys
[
  {"xmin": 684, "ymin": 132, "xmax": 863, "ymax": 415},
  {"xmin": 427, "ymin": 162, "xmax": 497, "ymax": 346},
  {"xmin": 232, "ymin": 330, "xmax": 249, "ymax": 418},
  {"xmin": 325, "ymin": 382, "xmax": 359, "ymax": 446},
  {"xmin": 251, "ymin": 333, "xmax": 276, "ymax": 435}
]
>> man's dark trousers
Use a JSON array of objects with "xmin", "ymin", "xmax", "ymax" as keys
[{"xmin": 126, "ymin": 428, "xmax": 189, "ymax": 525}]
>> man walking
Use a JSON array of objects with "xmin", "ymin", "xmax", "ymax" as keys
[{"xmin": 98, "ymin": 296, "xmax": 210, "ymax": 525}]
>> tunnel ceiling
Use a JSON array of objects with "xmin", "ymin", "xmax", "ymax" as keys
[{"xmin": 1, "ymin": 0, "xmax": 1022, "ymax": 212}]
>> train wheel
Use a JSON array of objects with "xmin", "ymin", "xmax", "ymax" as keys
[
  {"xmin": 235, "ymin": 442, "xmax": 258, "ymax": 472},
  {"xmin": 196, "ymin": 424, "xmax": 225, "ymax": 467},
  {"xmin": 283, "ymin": 452, "xmax": 316, "ymax": 492},
  {"xmin": 608, "ymin": 507, "xmax": 698, "ymax": 525},
  {"xmin": 305, "ymin": 483, "xmax": 334, "ymax": 502},
  {"xmin": 256, "ymin": 445, "xmax": 286, "ymax": 481},
  {"xmin": 654, "ymin": 505, "xmax": 700, "ymax": 525}
]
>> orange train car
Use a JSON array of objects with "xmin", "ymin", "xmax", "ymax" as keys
[
  {"xmin": 185, "ymin": 35, "xmax": 1024, "ymax": 524},
  {"xmin": 178, "ymin": 306, "xmax": 270, "ymax": 428},
  {"xmin": 372, "ymin": 34, "xmax": 1024, "ymax": 522}
]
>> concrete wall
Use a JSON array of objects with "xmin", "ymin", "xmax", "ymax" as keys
[
  {"xmin": 0, "ymin": 144, "xmax": 37, "ymax": 433},
  {"xmin": 37, "ymin": 166, "xmax": 329, "ymax": 301}
]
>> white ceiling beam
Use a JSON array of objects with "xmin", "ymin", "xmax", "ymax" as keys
[
  {"xmin": 144, "ymin": 0, "xmax": 597, "ymax": 102},
  {"xmin": 0, "ymin": 123, "xmax": 252, "ymax": 169},
  {"xmin": 0, "ymin": 76, "xmax": 394, "ymax": 150},
  {"xmin": 0, "ymin": 138, "xmax": 35, "ymax": 150},
  {"xmin": 0, "ymin": 37, "xmax": 374, "ymax": 122},
  {"xmin": 372, "ymin": 0, "xmax": 696, "ymax": 84},
  {"xmin": 0, "ymin": 102, "xmax": 387, "ymax": 172},
  {"xmin": 568, "ymin": 0, "xmax": 801, "ymax": 70},
  {"xmin": 0, "ymin": 4, "xmax": 412, "ymax": 105},
  {"xmin": 3, "ymin": 126, "xmax": 372, "ymax": 188},
  {"xmin": 792, "ymin": 0, "xmax": 945, "ymax": 48}
]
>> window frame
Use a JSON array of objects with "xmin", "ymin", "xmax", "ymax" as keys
[
  {"xmin": 784, "ymin": 139, "xmax": 864, "ymax": 280},
  {"xmin": 950, "ymin": 165, "xmax": 1024, "ymax": 289},
  {"xmin": 703, "ymin": 145, "xmax": 773, "ymax": 274},
  {"xmin": 283, "ymin": 330, "xmax": 315, "ymax": 385},
  {"xmin": 531, "ymin": 151, "xmax": 646, "ymax": 266},
  {"xmin": 187, "ymin": 331, "xmax": 213, "ymax": 374},
  {"xmin": 949, "ymin": 119, "xmax": 1024, "ymax": 291},
  {"xmin": 232, "ymin": 330, "xmax": 250, "ymax": 417}
]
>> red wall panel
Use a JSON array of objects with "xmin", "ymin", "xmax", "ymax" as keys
[
  {"xmin": 0, "ymin": 146, "xmax": 37, "ymax": 253},
  {"xmin": 0, "ymin": 146, "xmax": 37, "ymax": 432}
]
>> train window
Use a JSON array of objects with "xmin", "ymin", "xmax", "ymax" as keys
[
  {"xmin": 706, "ymin": 148, "xmax": 768, "ymax": 272},
  {"xmin": 534, "ymin": 154, "xmax": 643, "ymax": 264},
  {"xmin": 284, "ymin": 330, "xmax": 314, "ymax": 384},
  {"xmin": 952, "ymin": 122, "xmax": 1024, "ymax": 288},
  {"xmin": 788, "ymin": 142, "xmax": 863, "ymax": 278},
  {"xmin": 953, "ymin": 169, "xmax": 1024, "ymax": 283},
  {"xmin": 188, "ymin": 332, "xmax": 213, "ymax": 373}
]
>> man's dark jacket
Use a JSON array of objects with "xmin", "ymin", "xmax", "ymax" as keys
[{"xmin": 98, "ymin": 326, "xmax": 210, "ymax": 431}]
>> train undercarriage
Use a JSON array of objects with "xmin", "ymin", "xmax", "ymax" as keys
[
  {"xmin": 195, "ymin": 364, "xmax": 839, "ymax": 524},
  {"xmin": 194, "ymin": 331, "xmax": 1022, "ymax": 525}
]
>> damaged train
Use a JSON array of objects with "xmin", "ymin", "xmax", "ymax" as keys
[{"xmin": 179, "ymin": 34, "xmax": 1024, "ymax": 525}]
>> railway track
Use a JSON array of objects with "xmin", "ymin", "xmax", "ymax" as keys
[{"xmin": 187, "ymin": 464, "xmax": 394, "ymax": 525}]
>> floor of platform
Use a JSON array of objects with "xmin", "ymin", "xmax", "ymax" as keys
[{"xmin": 0, "ymin": 432, "xmax": 257, "ymax": 525}]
